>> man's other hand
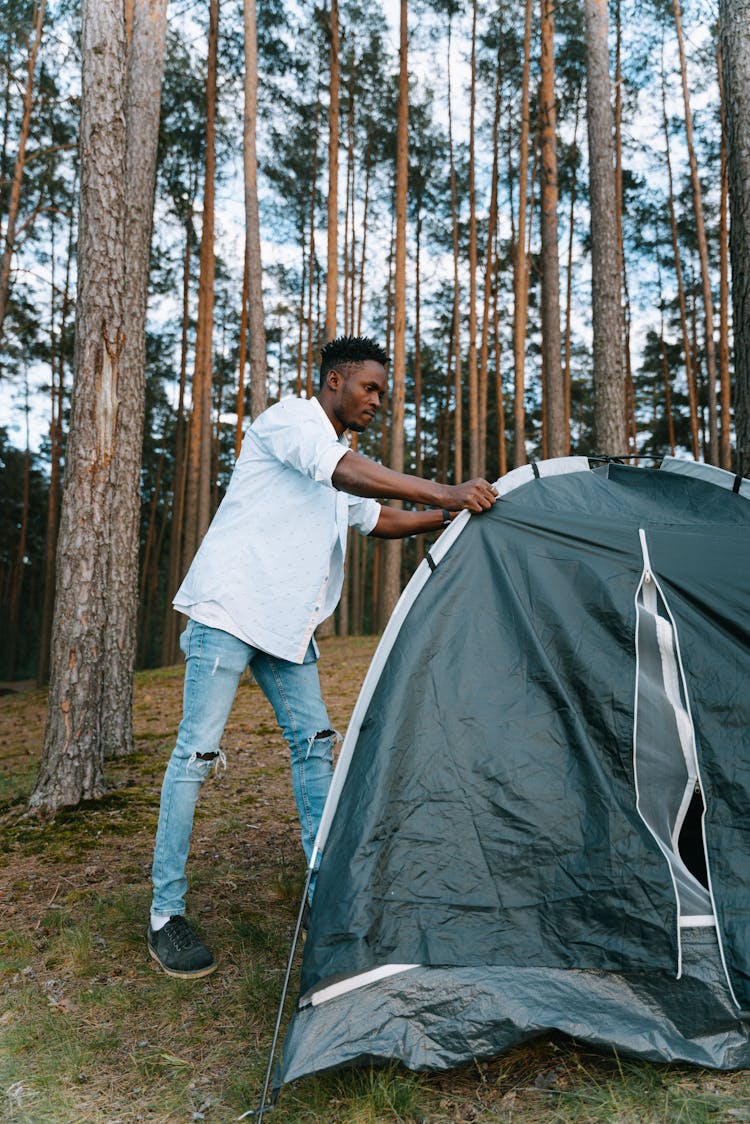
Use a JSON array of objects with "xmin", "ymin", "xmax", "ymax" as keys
[{"xmin": 442, "ymin": 478, "xmax": 499, "ymax": 513}]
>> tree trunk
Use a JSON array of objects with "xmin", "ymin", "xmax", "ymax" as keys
[
  {"xmin": 0, "ymin": 0, "xmax": 45, "ymax": 349},
  {"xmin": 467, "ymin": 0, "xmax": 479, "ymax": 476},
  {"xmin": 356, "ymin": 142, "xmax": 371, "ymax": 336},
  {"xmin": 236, "ymin": 256, "xmax": 248, "ymax": 455},
  {"xmin": 382, "ymin": 0, "xmax": 408, "ymax": 620},
  {"xmin": 563, "ymin": 102, "xmax": 580, "ymax": 454},
  {"xmin": 183, "ymin": 0, "xmax": 219, "ymax": 569},
  {"xmin": 511, "ymin": 0, "xmax": 533, "ymax": 467},
  {"xmin": 325, "ymin": 0, "xmax": 340, "ymax": 342},
  {"xmin": 244, "ymin": 0, "xmax": 267, "ymax": 420},
  {"xmin": 7, "ymin": 396, "xmax": 30, "ymax": 681},
  {"xmin": 661, "ymin": 62, "xmax": 700, "ymax": 460},
  {"xmin": 32, "ymin": 0, "xmax": 167, "ymax": 808},
  {"xmin": 448, "ymin": 21, "xmax": 463, "ymax": 482},
  {"xmin": 584, "ymin": 0, "xmax": 626, "ymax": 453},
  {"xmin": 539, "ymin": 0, "xmax": 564, "ymax": 457},
  {"xmin": 717, "ymin": 38, "xmax": 732, "ymax": 471},
  {"xmin": 614, "ymin": 0, "xmax": 636, "ymax": 456},
  {"xmin": 673, "ymin": 0, "xmax": 719, "ymax": 464},
  {"xmin": 478, "ymin": 43, "xmax": 501, "ymax": 478},
  {"xmin": 306, "ymin": 94, "xmax": 321, "ymax": 396},
  {"xmin": 719, "ymin": 0, "xmax": 750, "ymax": 473}
]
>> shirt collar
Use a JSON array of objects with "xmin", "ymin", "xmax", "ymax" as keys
[{"xmin": 310, "ymin": 394, "xmax": 349, "ymax": 445}]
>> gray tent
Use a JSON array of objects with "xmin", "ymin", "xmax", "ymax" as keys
[{"xmin": 279, "ymin": 457, "xmax": 750, "ymax": 1087}]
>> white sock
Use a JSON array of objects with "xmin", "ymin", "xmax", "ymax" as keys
[{"xmin": 150, "ymin": 912, "xmax": 171, "ymax": 932}]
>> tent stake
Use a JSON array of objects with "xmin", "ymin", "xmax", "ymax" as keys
[{"xmin": 240, "ymin": 865, "xmax": 313, "ymax": 1121}]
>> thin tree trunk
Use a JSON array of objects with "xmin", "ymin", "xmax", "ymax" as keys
[
  {"xmin": 661, "ymin": 61, "xmax": 700, "ymax": 459},
  {"xmin": 717, "ymin": 40, "xmax": 732, "ymax": 471},
  {"xmin": 356, "ymin": 142, "xmax": 371, "ymax": 336},
  {"xmin": 236, "ymin": 255, "xmax": 248, "ymax": 455},
  {"xmin": 244, "ymin": 0, "xmax": 267, "ymax": 420},
  {"xmin": 447, "ymin": 22, "xmax": 463, "ymax": 481},
  {"xmin": 673, "ymin": 0, "xmax": 718, "ymax": 464},
  {"xmin": 382, "ymin": 0, "xmax": 408, "ymax": 620},
  {"xmin": 614, "ymin": 0, "xmax": 636, "ymax": 455},
  {"xmin": 161, "ymin": 219, "xmax": 192, "ymax": 665},
  {"xmin": 306, "ymin": 94, "xmax": 321, "ymax": 397},
  {"xmin": 720, "ymin": 0, "xmax": 750, "ymax": 473},
  {"xmin": 584, "ymin": 0, "xmax": 626, "ymax": 453},
  {"xmin": 325, "ymin": 0, "xmax": 340, "ymax": 342},
  {"xmin": 540, "ymin": 0, "xmax": 564, "ymax": 457},
  {"xmin": 493, "ymin": 226, "xmax": 507, "ymax": 477},
  {"xmin": 467, "ymin": 0, "xmax": 479, "ymax": 476},
  {"xmin": 512, "ymin": 0, "xmax": 533, "ymax": 467},
  {"xmin": 658, "ymin": 277, "xmax": 677, "ymax": 455},
  {"xmin": 0, "ymin": 0, "xmax": 46, "ymax": 348},
  {"xmin": 563, "ymin": 103, "xmax": 580, "ymax": 454},
  {"xmin": 183, "ymin": 0, "xmax": 218, "ymax": 569},
  {"xmin": 479, "ymin": 33, "xmax": 502, "ymax": 478}
]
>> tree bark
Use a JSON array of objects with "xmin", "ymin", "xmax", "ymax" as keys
[
  {"xmin": 324, "ymin": 0, "xmax": 340, "ymax": 342},
  {"xmin": 673, "ymin": 0, "xmax": 719, "ymax": 464},
  {"xmin": 382, "ymin": 0, "xmax": 408, "ymax": 620},
  {"xmin": 0, "ymin": 0, "xmax": 46, "ymax": 349},
  {"xmin": 448, "ymin": 21, "xmax": 463, "ymax": 482},
  {"xmin": 584, "ymin": 0, "xmax": 626, "ymax": 453},
  {"xmin": 32, "ymin": 0, "xmax": 167, "ymax": 807},
  {"xmin": 306, "ymin": 94, "xmax": 321, "ymax": 397},
  {"xmin": 183, "ymin": 0, "xmax": 219, "ymax": 568},
  {"xmin": 719, "ymin": 0, "xmax": 750, "ymax": 473},
  {"xmin": 717, "ymin": 37, "xmax": 732, "ymax": 471},
  {"xmin": 467, "ymin": 0, "xmax": 479, "ymax": 476},
  {"xmin": 661, "ymin": 62, "xmax": 700, "ymax": 460},
  {"xmin": 511, "ymin": 0, "xmax": 533, "ymax": 467},
  {"xmin": 243, "ymin": 0, "xmax": 267, "ymax": 420},
  {"xmin": 539, "ymin": 0, "xmax": 564, "ymax": 457}
]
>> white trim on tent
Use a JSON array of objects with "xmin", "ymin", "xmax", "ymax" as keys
[
  {"xmin": 304, "ymin": 964, "xmax": 420, "ymax": 1008},
  {"xmin": 633, "ymin": 528, "xmax": 740, "ymax": 1008},
  {"xmin": 660, "ymin": 455, "xmax": 750, "ymax": 500}
]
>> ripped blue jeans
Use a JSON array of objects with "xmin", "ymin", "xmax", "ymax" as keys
[{"xmin": 150, "ymin": 620, "xmax": 337, "ymax": 920}]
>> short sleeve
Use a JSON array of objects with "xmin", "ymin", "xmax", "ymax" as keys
[
  {"xmin": 250, "ymin": 398, "xmax": 348, "ymax": 487},
  {"xmin": 348, "ymin": 495, "xmax": 381, "ymax": 535}
]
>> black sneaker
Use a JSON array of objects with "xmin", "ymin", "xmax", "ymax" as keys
[{"xmin": 147, "ymin": 916, "xmax": 217, "ymax": 979}]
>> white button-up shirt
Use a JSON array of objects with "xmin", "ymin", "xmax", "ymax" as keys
[{"xmin": 174, "ymin": 396, "xmax": 381, "ymax": 663}]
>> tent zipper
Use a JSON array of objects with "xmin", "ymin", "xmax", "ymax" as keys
[{"xmin": 635, "ymin": 529, "xmax": 740, "ymax": 1008}]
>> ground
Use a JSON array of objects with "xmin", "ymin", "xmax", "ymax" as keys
[{"xmin": 1, "ymin": 636, "xmax": 750, "ymax": 1123}]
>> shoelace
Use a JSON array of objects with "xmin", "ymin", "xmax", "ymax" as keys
[{"xmin": 165, "ymin": 917, "xmax": 199, "ymax": 951}]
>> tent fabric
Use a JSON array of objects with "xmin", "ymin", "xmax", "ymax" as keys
[{"xmin": 280, "ymin": 461, "xmax": 750, "ymax": 1081}]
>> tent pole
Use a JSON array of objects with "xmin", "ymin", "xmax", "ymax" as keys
[{"xmin": 241, "ymin": 865, "xmax": 314, "ymax": 1121}]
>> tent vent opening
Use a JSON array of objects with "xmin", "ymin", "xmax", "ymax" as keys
[{"xmin": 634, "ymin": 529, "xmax": 713, "ymax": 923}]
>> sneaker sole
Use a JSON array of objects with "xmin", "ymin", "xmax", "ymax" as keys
[{"xmin": 148, "ymin": 944, "xmax": 217, "ymax": 979}]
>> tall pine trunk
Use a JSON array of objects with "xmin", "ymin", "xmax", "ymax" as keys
[
  {"xmin": 244, "ymin": 0, "xmax": 267, "ymax": 420},
  {"xmin": 32, "ymin": 0, "xmax": 168, "ymax": 809},
  {"xmin": 183, "ymin": 0, "xmax": 219, "ymax": 569},
  {"xmin": 539, "ymin": 0, "xmax": 564, "ymax": 457},
  {"xmin": 584, "ymin": 0, "xmax": 626, "ymax": 453},
  {"xmin": 467, "ymin": 0, "xmax": 479, "ymax": 476},
  {"xmin": 512, "ymin": 0, "xmax": 533, "ymax": 467},
  {"xmin": 673, "ymin": 0, "xmax": 719, "ymax": 464},
  {"xmin": 382, "ymin": 0, "xmax": 408, "ymax": 620},
  {"xmin": 325, "ymin": 0, "xmax": 340, "ymax": 343},
  {"xmin": 717, "ymin": 39, "xmax": 732, "ymax": 471},
  {"xmin": 719, "ymin": 0, "xmax": 750, "ymax": 474}
]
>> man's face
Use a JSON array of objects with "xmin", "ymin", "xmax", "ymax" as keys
[{"xmin": 330, "ymin": 360, "xmax": 387, "ymax": 433}]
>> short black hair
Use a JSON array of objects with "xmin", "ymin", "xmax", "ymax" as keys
[{"xmin": 319, "ymin": 335, "xmax": 388, "ymax": 388}]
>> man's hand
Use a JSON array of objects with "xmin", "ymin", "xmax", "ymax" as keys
[{"xmin": 441, "ymin": 478, "xmax": 499, "ymax": 513}]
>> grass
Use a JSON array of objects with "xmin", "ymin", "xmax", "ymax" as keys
[{"xmin": 1, "ymin": 636, "xmax": 750, "ymax": 1121}]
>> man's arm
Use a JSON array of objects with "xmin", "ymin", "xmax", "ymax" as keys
[
  {"xmin": 369, "ymin": 506, "xmax": 455, "ymax": 539},
  {"xmin": 331, "ymin": 450, "xmax": 497, "ymax": 512}
]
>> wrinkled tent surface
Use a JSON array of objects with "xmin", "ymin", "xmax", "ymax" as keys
[{"xmin": 280, "ymin": 459, "xmax": 750, "ymax": 1082}]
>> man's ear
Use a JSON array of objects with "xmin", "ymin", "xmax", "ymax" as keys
[{"xmin": 326, "ymin": 368, "xmax": 341, "ymax": 390}]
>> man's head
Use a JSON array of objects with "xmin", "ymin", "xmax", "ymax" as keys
[{"xmin": 318, "ymin": 335, "xmax": 389, "ymax": 435}]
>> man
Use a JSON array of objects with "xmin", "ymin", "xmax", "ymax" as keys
[{"xmin": 148, "ymin": 335, "xmax": 497, "ymax": 978}]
